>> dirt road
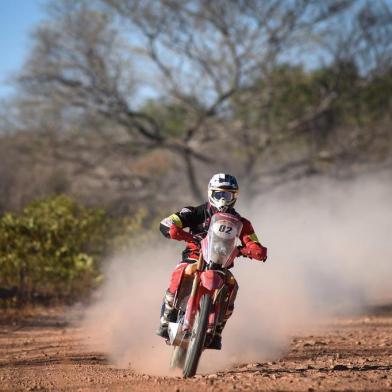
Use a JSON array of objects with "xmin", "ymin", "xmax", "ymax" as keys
[{"xmin": 1, "ymin": 307, "xmax": 392, "ymax": 391}]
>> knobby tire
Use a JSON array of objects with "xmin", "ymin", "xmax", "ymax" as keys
[{"xmin": 182, "ymin": 294, "xmax": 211, "ymax": 378}]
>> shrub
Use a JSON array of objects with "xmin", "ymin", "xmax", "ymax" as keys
[{"xmin": 0, "ymin": 195, "xmax": 110, "ymax": 305}]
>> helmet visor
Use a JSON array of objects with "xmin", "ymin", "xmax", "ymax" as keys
[{"xmin": 212, "ymin": 190, "xmax": 236, "ymax": 202}]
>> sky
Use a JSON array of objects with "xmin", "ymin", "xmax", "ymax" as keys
[{"xmin": 0, "ymin": 0, "xmax": 45, "ymax": 98}]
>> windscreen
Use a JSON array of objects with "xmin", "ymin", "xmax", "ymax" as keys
[{"xmin": 202, "ymin": 213, "xmax": 243, "ymax": 268}]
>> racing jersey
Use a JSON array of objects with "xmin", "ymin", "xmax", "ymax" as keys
[{"xmin": 160, "ymin": 203, "xmax": 261, "ymax": 262}]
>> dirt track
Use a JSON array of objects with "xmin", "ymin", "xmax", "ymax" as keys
[{"xmin": 1, "ymin": 307, "xmax": 392, "ymax": 391}]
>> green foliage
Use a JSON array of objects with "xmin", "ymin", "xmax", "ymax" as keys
[
  {"xmin": 0, "ymin": 195, "xmax": 111, "ymax": 305},
  {"xmin": 233, "ymin": 62, "xmax": 392, "ymax": 155}
]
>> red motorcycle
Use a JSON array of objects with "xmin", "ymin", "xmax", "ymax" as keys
[{"xmin": 166, "ymin": 212, "xmax": 243, "ymax": 377}]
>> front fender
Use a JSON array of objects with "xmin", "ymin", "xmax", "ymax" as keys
[{"xmin": 200, "ymin": 270, "xmax": 224, "ymax": 291}]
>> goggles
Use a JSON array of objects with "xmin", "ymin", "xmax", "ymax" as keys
[{"xmin": 211, "ymin": 190, "xmax": 236, "ymax": 202}]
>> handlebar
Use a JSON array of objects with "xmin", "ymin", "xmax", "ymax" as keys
[{"xmin": 190, "ymin": 233, "xmax": 205, "ymax": 244}]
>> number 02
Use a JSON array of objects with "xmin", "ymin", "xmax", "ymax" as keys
[{"xmin": 219, "ymin": 224, "xmax": 232, "ymax": 234}]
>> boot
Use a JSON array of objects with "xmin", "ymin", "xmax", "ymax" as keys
[
  {"xmin": 156, "ymin": 324, "xmax": 169, "ymax": 339},
  {"xmin": 156, "ymin": 290, "xmax": 175, "ymax": 339},
  {"xmin": 205, "ymin": 322, "xmax": 225, "ymax": 350},
  {"xmin": 206, "ymin": 334, "xmax": 222, "ymax": 350}
]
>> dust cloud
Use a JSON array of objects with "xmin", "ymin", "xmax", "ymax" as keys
[
  {"xmin": 82, "ymin": 246, "xmax": 177, "ymax": 374},
  {"xmin": 82, "ymin": 173, "xmax": 392, "ymax": 374}
]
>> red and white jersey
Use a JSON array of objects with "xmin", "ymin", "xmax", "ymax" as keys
[{"xmin": 160, "ymin": 202, "xmax": 262, "ymax": 262}]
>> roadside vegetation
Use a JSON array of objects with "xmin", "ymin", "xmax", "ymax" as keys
[{"xmin": 0, "ymin": 196, "xmax": 151, "ymax": 306}]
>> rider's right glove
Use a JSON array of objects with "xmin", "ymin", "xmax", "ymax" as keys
[{"xmin": 169, "ymin": 224, "xmax": 194, "ymax": 242}]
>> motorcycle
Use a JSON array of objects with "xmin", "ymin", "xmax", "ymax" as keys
[{"xmin": 166, "ymin": 212, "xmax": 243, "ymax": 378}]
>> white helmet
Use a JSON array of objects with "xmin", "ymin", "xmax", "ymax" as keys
[{"xmin": 208, "ymin": 173, "xmax": 239, "ymax": 212}]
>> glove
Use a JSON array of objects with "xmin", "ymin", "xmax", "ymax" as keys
[
  {"xmin": 169, "ymin": 225, "xmax": 194, "ymax": 242},
  {"xmin": 240, "ymin": 242, "xmax": 268, "ymax": 262}
]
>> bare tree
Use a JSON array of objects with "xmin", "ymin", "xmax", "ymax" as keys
[
  {"xmin": 16, "ymin": 0, "xmax": 360, "ymax": 201},
  {"xmin": 12, "ymin": 0, "xmax": 392, "ymax": 209}
]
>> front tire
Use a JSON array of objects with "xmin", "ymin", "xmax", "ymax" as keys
[{"xmin": 182, "ymin": 294, "xmax": 212, "ymax": 378}]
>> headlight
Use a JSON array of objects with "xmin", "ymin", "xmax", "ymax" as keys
[{"xmin": 213, "ymin": 243, "xmax": 228, "ymax": 256}]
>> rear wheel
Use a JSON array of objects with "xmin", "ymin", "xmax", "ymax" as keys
[{"xmin": 182, "ymin": 294, "xmax": 212, "ymax": 378}]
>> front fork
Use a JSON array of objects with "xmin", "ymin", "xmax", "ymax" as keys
[
  {"xmin": 183, "ymin": 255, "xmax": 225, "ymax": 332},
  {"xmin": 183, "ymin": 253, "xmax": 204, "ymax": 331}
]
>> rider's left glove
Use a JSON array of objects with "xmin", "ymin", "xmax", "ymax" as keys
[{"xmin": 239, "ymin": 242, "xmax": 268, "ymax": 262}]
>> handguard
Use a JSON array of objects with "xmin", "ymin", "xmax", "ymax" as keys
[
  {"xmin": 169, "ymin": 224, "xmax": 194, "ymax": 242},
  {"xmin": 240, "ymin": 242, "xmax": 267, "ymax": 262}
]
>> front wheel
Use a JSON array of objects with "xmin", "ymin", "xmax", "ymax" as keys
[{"xmin": 182, "ymin": 294, "xmax": 212, "ymax": 378}]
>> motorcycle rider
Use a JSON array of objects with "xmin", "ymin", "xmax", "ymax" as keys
[{"xmin": 157, "ymin": 173, "xmax": 267, "ymax": 349}]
